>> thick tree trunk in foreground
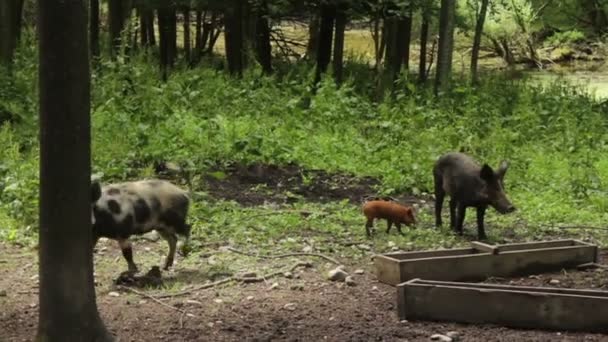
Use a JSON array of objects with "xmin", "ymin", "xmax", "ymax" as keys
[
  {"xmin": 36, "ymin": 0, "xmax": 112, "ymax": 341},
  {"xmin": 314, "ymin": 4, "xmax": 335, "ymax": 84}
]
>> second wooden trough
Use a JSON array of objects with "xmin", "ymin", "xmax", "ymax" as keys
[
  {"xmin": 375, "ymin": 239, "xmax": 598, "ymax": 285},
  {"xmin": 397, "ymin": 279, "xmax": 608, "ymax": 333}
]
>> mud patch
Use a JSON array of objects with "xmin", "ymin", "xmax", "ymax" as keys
[{"xmin": 200, "ymin": 163, "xmax": 383, "ymax": 206}]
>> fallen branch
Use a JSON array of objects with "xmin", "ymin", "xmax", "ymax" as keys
[
  {"xmin": 152, "ymin": 261, "xmax": 313, "ymax": 298},
  {"xmin": 227, "ymin": 247, "xmax": 341, "ymax": 265},
  {"xmin": 117, "ymin": 285, "xmax": 195, "ymax": 317},
  {"xmin": 545, "ymin": 225, "xmax": 608, "ymax": 232}
]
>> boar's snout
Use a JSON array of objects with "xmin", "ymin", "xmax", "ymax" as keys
[{"xmin": 494, "ymin": 200, "xmax": 516, "ymax": 214}]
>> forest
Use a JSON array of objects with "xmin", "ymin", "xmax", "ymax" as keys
[{"xmin": 1, "ymin": 0, "xmax": 608, "ymax": 341}]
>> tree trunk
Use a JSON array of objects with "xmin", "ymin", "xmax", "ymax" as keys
[
  {"xmin": 500, "ymin": 38, "xmax": 515, "ymax": 65},
  {"xmin": 108, "ymin": 0, "xmax": 125, "ymax": 58},
  {"xmin": 255, "ymin": 2, "xmax": 272, "ymax": 74},
  {"xmin": 333, "ymin": 8, "xmax": 346, "ymax": 84},
  {"xmin": 418, "ymin": 13, "xmax": 429, "ymax": 83},
  {"xmin": 183, "ymin": 6, "xmax": 191, "ymax": 63},
  {"xmin": 0, "ymin": 0, "xmax": 17, "ymax": 68},
  {"xmin": 14, "ymin": 0, "xmax": 24, "ymax": 42},
  {"xmin": 224, "ymin": 1, "xmax": 244, "ymax": 76},
  {"xmin": 139, "ymin": 5, "xmax": 148, "ymax": 47},
  {"xmin": 89, "ymin": 0, "xmax": 100, "ymax": 59},
  {"xmin": 194, "ymin": 9, "xmax": 203, "ymax": 61},
  {"xmin": 146, "ymin": 8, "xmax": 156, "ymax": 46},
  {"xmin": 434, "ymin": 0, "xmax": 456, "ymax": 94},
  {"xmin": 314, "ymin": 4, "xmax": 335, "ymax": 84},
  {"xmin": 307, "ymin": 15, "xmax": 320, "ymax": 60},
  {"xmin": 470, "ymin": 0, "xmax": 490, "ymax": 84},
  {"xmin": 402, "ymin": 9, "xmax": 413, "ymax": 73},
  {"xmin": 158, "ymin": 1, "xmax": 176, "ymax": 80},
  {"xmin": 36, "ymin": 0, "xmax": 112, "ymax": 340}
]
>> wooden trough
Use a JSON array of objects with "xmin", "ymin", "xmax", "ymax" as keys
[
  {"xmin": 397, "ymin": 279, "xmax": 608, "ymax": 333},
  {"xmin": 375, "ymin": 239, "xmax": 598, "ymax": 285}
]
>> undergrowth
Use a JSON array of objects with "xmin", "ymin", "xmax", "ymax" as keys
[{"xmin": 1, "ymin": 39, "xmax": 608, "ymax": 249}]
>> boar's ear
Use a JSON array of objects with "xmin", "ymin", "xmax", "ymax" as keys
[
  {"xmin": 91, "ymin": 181, "xmax": 102, "ymax": 203},
  {"xmin": 480, "ymin": 164, "xmax": 495, "ymax": 182},
  {"xmin": 497, "ymin": 160, "xmax": 509, "ymax": 179}
]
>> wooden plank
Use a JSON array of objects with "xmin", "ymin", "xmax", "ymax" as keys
[
  {"xmin": 398, "ymin": 280, "xmax": 608, "ymax": 332},
  {"xmin": 376, "ymin": 242, "xmax": 597, "ymax": 285},
  {"xmin": 470, "ymin": 241, "xmax": 498, "ymax": 254},
  {"xmin": 379, "ymin": 248, "xmax": 478, "ymax": 261},
  {"xmin": 495, "ymin": 239, "xmax": 575, "ymax": 252}
]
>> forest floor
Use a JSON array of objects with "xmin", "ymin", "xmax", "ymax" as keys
[{"xmin": 2, "ymin": 164, "xmax": 608, "ymax": 342}]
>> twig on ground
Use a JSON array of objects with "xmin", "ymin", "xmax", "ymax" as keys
[
  {"xmin": 151, "ymin": 261, "xmax": 313, "ymax": 298},
  {"xmin": 227, "ymin": 247, "xmax": 341, "ymax": 265},
  {"xmin": 547, "ymin": 225, "xmax": 608, "ymax": 231},
  {"xmin": 117, "ymin": 285, "xmax": 195, "ymax": 317}
]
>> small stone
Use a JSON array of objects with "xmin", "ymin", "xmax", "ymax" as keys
[
  {"xmin": 268, "ymin": 283, "xmax": 279, "ymax": 290},
  {"xmin": 445, "ymin": 331, "xmax": 459, "ymax": 339},
  {"xmin": 345, "ymin": 276, "xmax": 356, "ymax": 286},
  {"xmin": 327, "ymin": 268, "xmax": 348, "ymax": 282},
  {"xmin": 186, "ymin": 313, "xmax": 196, "ymax": 318},
  {"xmin": 185, "ymin": 299, "xmax": 202, "ymax": 306},
  {"xmin": 430, "ymin": 334, "xmax": 452, "ymax": 342},
  {"xmin": 144, "ymin": 247, "xmax": 151, "ymax": 252},
  {"xmin": 400, "ymin": 320, "xmax": 408, "ymax": 324},
  {"xmin": 357, "ymin": 244, "xmax": 371, "ymax": 251},
  {"xmin": 29, "ymin": 275, "xmax": 38, "ymax": 281},
  {"xmin": 302, "ymin": 246, "xmax": 313, "ymax": 253},
  {"xmin": 246, "ymin": 296, "xmax": 254, "ymax": 301},
  {"xmin": 0, "ymin": 290, "xmax": 7, "ymax": 297},
  {"xmin": 215, "ymin": 320, "xmax": 223, "ymax": 325},
  {"xmin": 371, "ymin": 286, "xmax": 379, "ymax": 291},
  {"xmin": 549, "ymin": 279, "xmax": 560, "ymax": 285},
  {"xmin": 354, "ymin": 269, "xmax": 364, "ymax": 275},
  {"xmin": 283, "ymin": 272, "xmax": 294, "ymax": 279},
  {"xmin": 29, "ymin": 303, "xmax": 37, "ymax": 308},
  {"xmin": 214, "ymin": 298, "xmax": 223, "ymax": 304},
  {"xmin": 208, "ymin": 256, "xmax": 217, "ymax": 265},
  {"xmin": 108, "ymin": 291, "xmax": 120, "ymax": 297},
  {"xmin": 283, "ymin": 303, "xmax": 297, "ymax": 311},
  {"xmin": 138, "ymin": 300, "xmax": 147, "ymax": 305},
  {"xmin": 207, "ymin": 322, "xmax": 215, "ymax": 328}
]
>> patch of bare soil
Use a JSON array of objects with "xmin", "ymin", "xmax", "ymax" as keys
[
  {"xmin": 3, "ymin": 243, "xmax": 608, "ymax": 342},
  {"xmin": 200, "ymin": 163, "xmax": 390, "ymax": 206}
]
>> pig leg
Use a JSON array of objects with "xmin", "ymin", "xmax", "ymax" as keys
[
  {"xmin": 158, "ymin": 230, "xmax": 178, "ymax": 270},
  {"xmin": 395, "ymin": 223, "xmax": 404, "ymax": 235},
  {"xmin": 117, "ymin": 239, "xmax": 138, "ymax": 272},
  {"xmin": 455, "ymin": 203, "xmax": 467, "ymax": 235},
  {"xmin": 476, "ymin": 206, "xmax": 487, "ymax": 240},
  {"xmin": 386, "ymin": 220, "xmax": 393, "ymax": 234},
  {"xmin": 449, "ymin": 200, "xmax": 457, "ymax": 231},
  {"xmin": 365, "ymin": 218, "xmax": 374, "ymax": 237},
  {"xmin": 434, "ymin": 176, "xmax": 445, "ymax": 227}
]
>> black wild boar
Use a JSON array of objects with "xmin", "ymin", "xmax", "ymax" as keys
[
  {"xmin": 433, "ymin": 152, "xmax": 515, "ymax": 240},
  {"xmin": 91, "ymin": 179, "xmax": 191, "ymax": 271}
]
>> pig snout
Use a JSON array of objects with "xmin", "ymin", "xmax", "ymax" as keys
[{"xmin": 493, "ymin": 196, "xmax": 516, "ymax": 214}]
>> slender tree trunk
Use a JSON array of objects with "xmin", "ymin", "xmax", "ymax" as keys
[
  {"xmin": 307, "ymin": 15, "xmax": 320, "ymax": 60},
  {"xmin": 333, "ymin": 8, "xmax": 346, "ymax": 84},
  {"xmin": 108, "ymin": 0, "xmax": 124, "ymax": 58},
  {"xmin": 158, "ymin": 1, "xmax": 176, "ymax": 80},
  {"xmin": 314, "ymin": 4, "xmax": 335, "ymax": 84},
  {"xmin": 36, "ymin": 0, "xmax": 112, "ymax": 340},
  {"xmin": 500, "ymin": 38, "xmax": 515, "ymax": 65},
  {"xmin": 14, "ymin": 0, "xmax": 24, "ymax": 42},
  {"xmin": 0, "ymin": 0, "xmax": 17, "ymax": 68},
  {"xmin": 471, "ymin": 0, "xmax": 490, "ymax": 84},
  {"xmin": 418, "ymin": 13, "xmax": 429, "ymax": 83},
  {"xmin": 207, "ymin": 21, "xmax": 221, "ymax": 54},
  {"xmin": 402, "ymin": 9, "xmax": 413, "ymax": 73},
  {"xmin": 90, "ymin": 0, "xmax": 100, "ymax": 58},
  {"xmin": 255, "ymin": 2, "xmax": 272, "ymax": 74},
  {"xmin": 146, "ymin": 9, "xmax": 156, "ymax": 46},
  {"xmin": 183, "ymin": 6, "xmax": 191, "ymax": 63},
  {"xmin": 434, "ymin": 0, "xmax": 456, "ymax": 94},
  {"xmin": 194, "ymin": 9, "xmax": 203, "ymax": 61},
  {"xmin": 224, "ymin": 1, "xmax": 244, "ymax": 76},
  {"xmin": 140, "ymin": 5, "xmax": 149, "ymax": 47}
]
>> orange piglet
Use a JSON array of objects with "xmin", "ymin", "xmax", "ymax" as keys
[{"xmin": 362, "ymin": 200, "xmax": 416, "ymax": 237}]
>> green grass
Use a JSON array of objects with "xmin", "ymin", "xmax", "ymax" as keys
[{"xmin": 1, "ymin": 34, "xmax": 608, "ymax": 252}]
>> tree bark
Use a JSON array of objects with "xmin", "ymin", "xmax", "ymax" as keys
[
  {"xmin": 90, "ymin": 0, "xmax": 100, "ymax": 58},
  {"xmin": 36, "ymin": 0, "xmax": 112, "ymax": 340},
  {"xmin": 255, "ymin": 2, "xmax": 272, "ymax": 74},
  {"xmin": 14, "ymin": 0, "xmax": 24, "ymax": 42},
  {"xmin": 139, "ymin": 5, "xmax": 148, "ymax": 47},
  {"xmin": 194, "ymin": 9, "xmax": 203, "ymax": 61},
  {"xmin": 434, "ymin": 0, "xmax": 456, "ymax": 94},
  {"xmin": 314, "ymin": 4, "xmax": 335, "ymax": 84},
  {"xmin": 418, "ymin": 13, "xmax": 429, "ymax": 83},
  {"xmin": 146, "ymin": 8, "xmax": 156, "ymax": 46},
  {"xmin": 0, "ymin": 0, "xmax": 17, "ymax": 68},
  {"xmin": 306, "ymin": 15, "xmax": 320, "ymax": 60},
  {"xmin": 108, "ymin": 0, "xmax": 125, "ymax": 58},
  {"xmin": 224, "ymin": 1, "xmax": 244, "ymax": 76},
  {"xmin": 332, "ymin": 7, "xmax": 346, "ymax": 84},
  {"xmin": 470, "ymin": 0, "xmax": 490, "ymax": 84},
  {"xmin": 183, "ymin": 6, "xmax": 191, "ymax": 63},
  {"xmin": 158, "ymin": 0, "xmax": 176, "ymax": 80}
]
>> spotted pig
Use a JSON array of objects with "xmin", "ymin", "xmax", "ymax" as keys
[{"xmin": 91, "ymin": 179, "xmax": 191, "ymax": 271}]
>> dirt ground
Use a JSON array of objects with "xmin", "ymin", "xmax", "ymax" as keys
[{"xmin": 2, "ymin": 164, "xmax": 608, "ymax": 341}]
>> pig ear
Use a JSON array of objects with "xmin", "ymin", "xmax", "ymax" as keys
[
  {"xmin": 480, "ymin": 164, "xmax": 495, "ymax": 182},
  {"xmin": 91, "ymin": 181, "xmax": 102, "ymax": 202},
  {"xmin": 497, "ymin": 160, "xmax": 509, "ymax": 179}
]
